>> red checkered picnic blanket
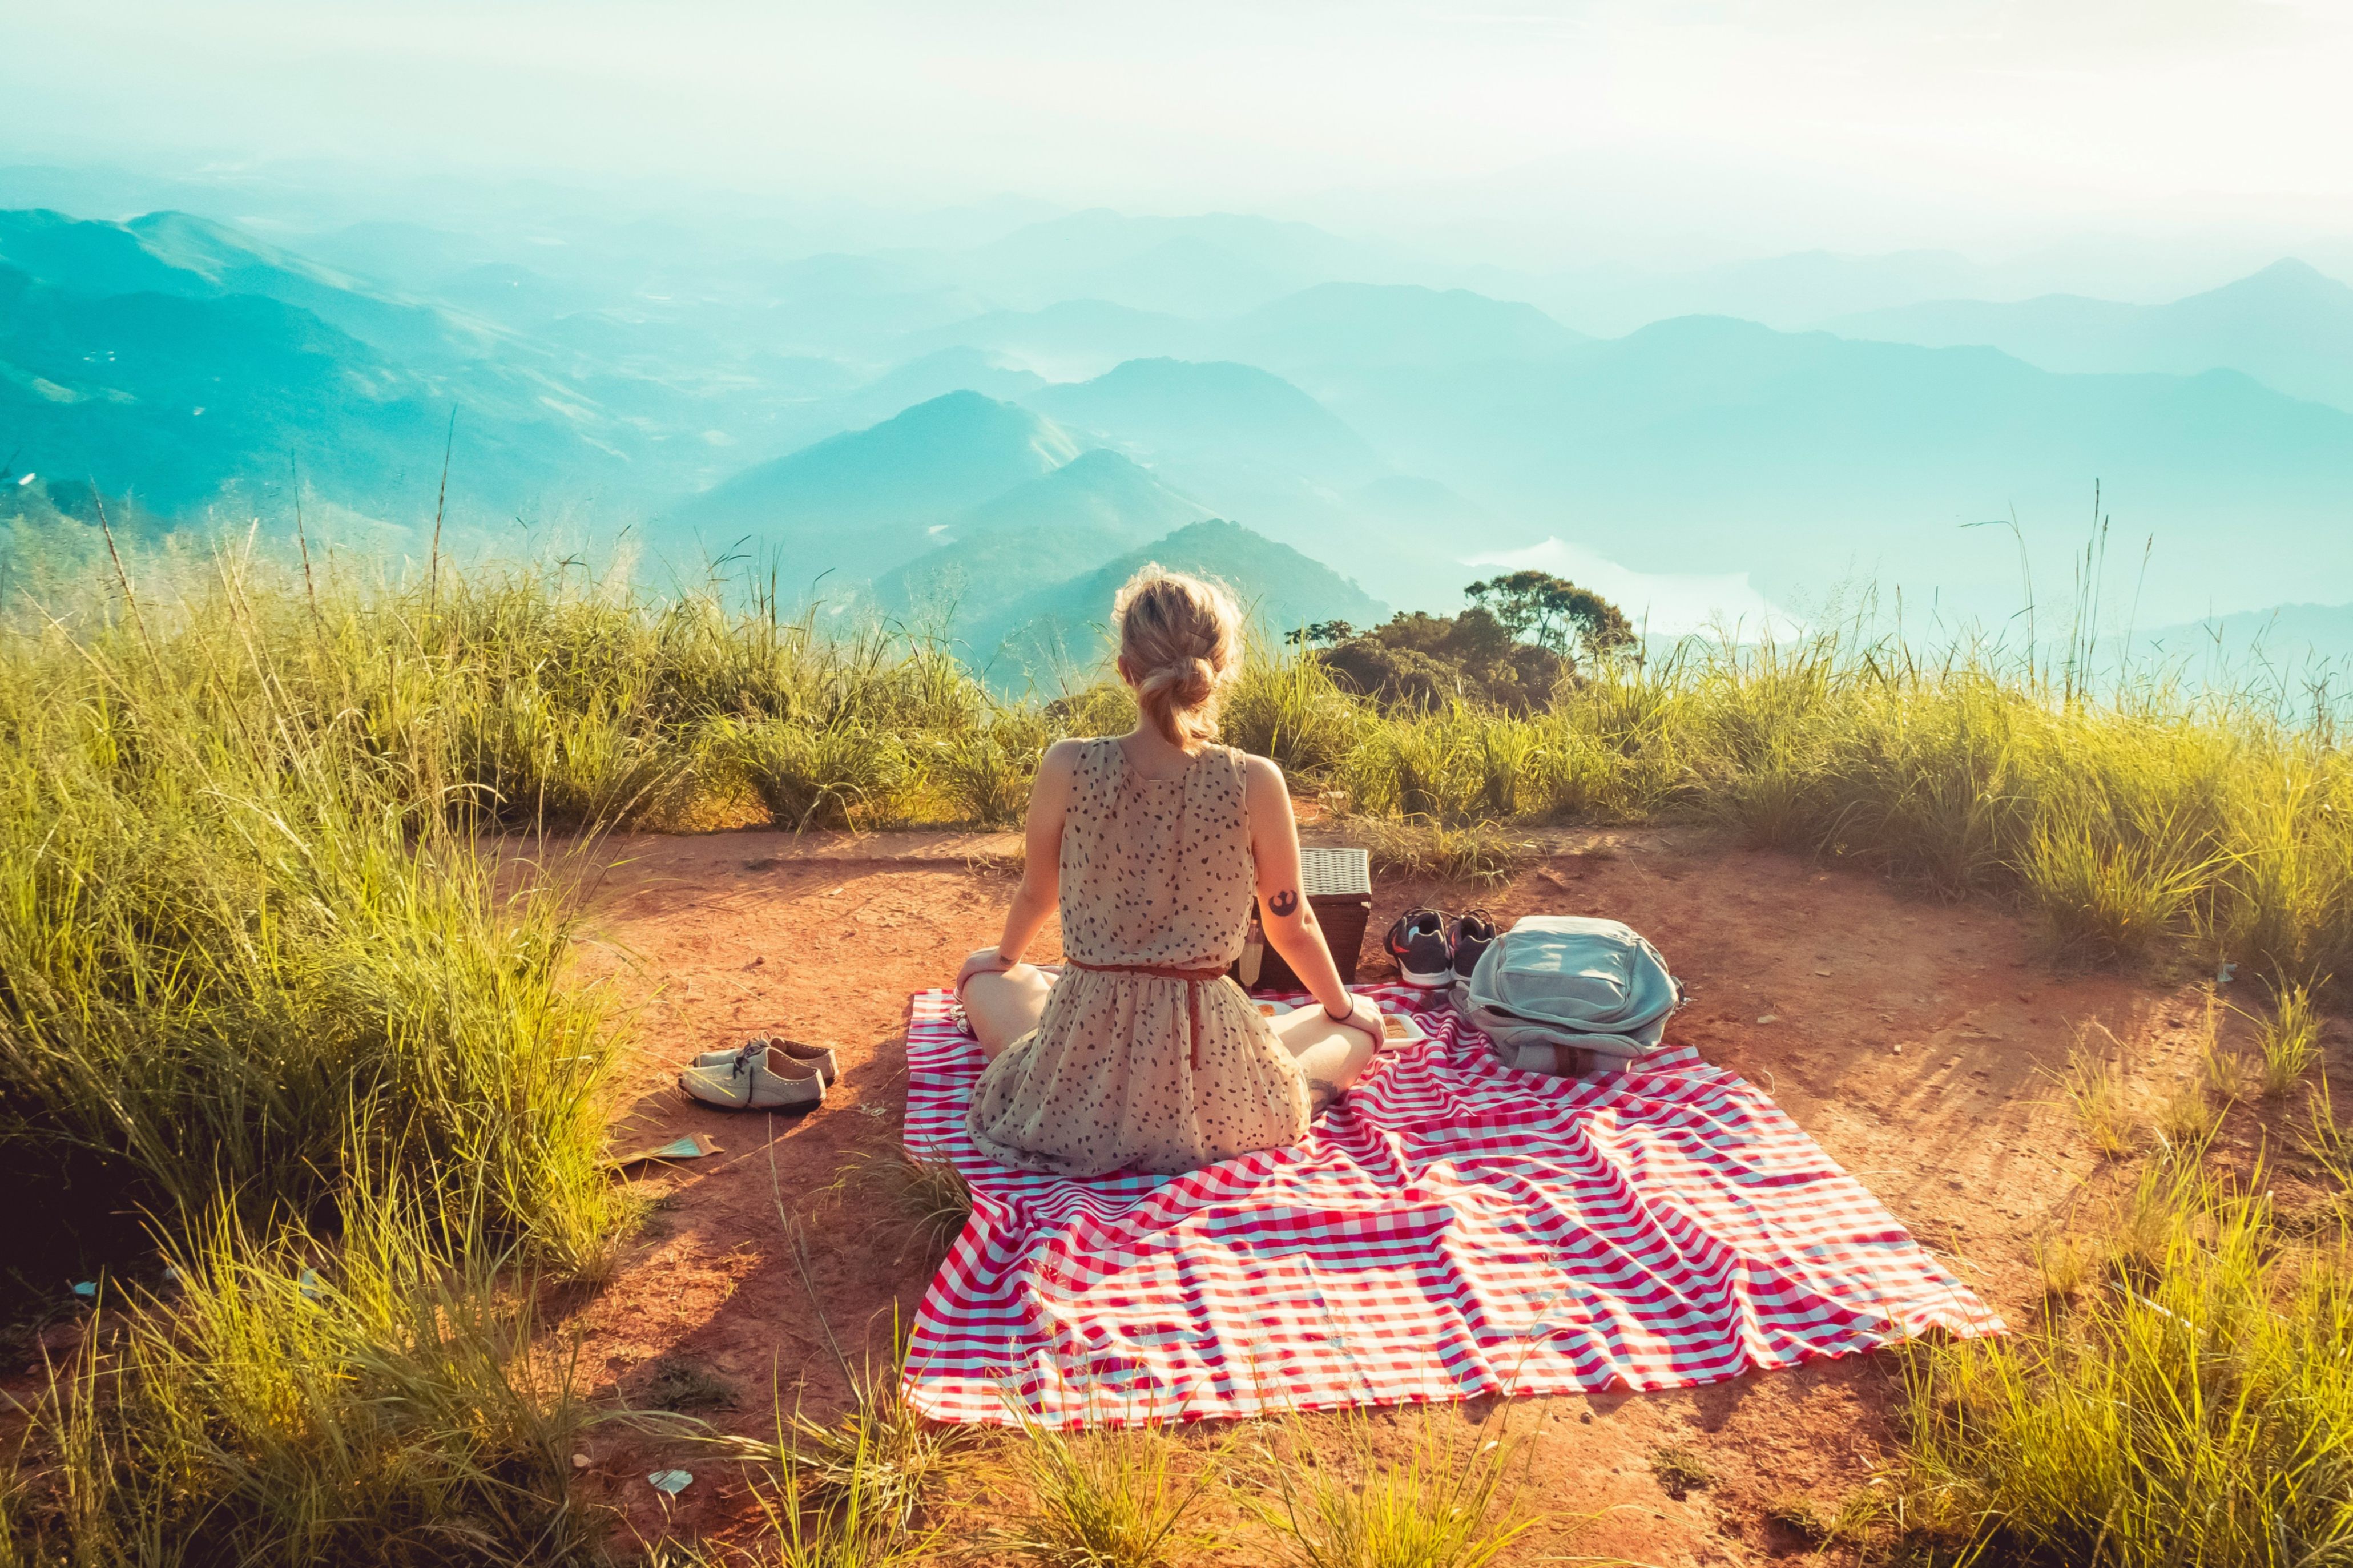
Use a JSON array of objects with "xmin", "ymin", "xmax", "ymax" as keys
[{"xmin": 901, "ymin": 983, "xmax": 2000, "ymax": 1428}]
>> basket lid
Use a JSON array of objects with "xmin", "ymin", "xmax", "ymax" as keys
[{"xmin": 1299, "ymin": 846, "xmax": 1371, "ymax": 898}]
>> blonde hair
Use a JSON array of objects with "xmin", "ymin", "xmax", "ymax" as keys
[{"xmin": 1113, "ymin": 565, "xmax": 1242, "ymax": 748}]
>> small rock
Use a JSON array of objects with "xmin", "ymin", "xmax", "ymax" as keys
[
  {"xmin": 1757, "ymin": 1014, "xmax": 1779, "ymax": 1025},
  {"xmin": 1813, "ymin": 969, "xmax": 1832, "ymax": 977},
  {"xmin": 1891, "ymin": 1043, "xmax": 1903, "ymax": 1055},
  {"xmin": 1580, "ymin": 1410, "xmax": 1594, "ymax": 1424},
  {"xmin": 1947, "ymin": 1178, "xmax": 1964, "ymax": 1191}
]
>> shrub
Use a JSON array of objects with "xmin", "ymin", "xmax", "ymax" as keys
[
  {"xmin": 1647, "ymin": 1443, "xmax": 1715, "ymax": 1501},
  {"xmin": 726, "ymin": 715, "xmax": 913, "ymax": 831},
  {"xmin": 933, "ymin": 707, "xmax": 1051, "ymax": 828},
  {"xmin": 2054, "ymin": 1033, "xmax": 2140, "ymax": 1162},
  {"xmin": 1315, "ymin": 606, "xmax": 1570, "ymax": 715}
]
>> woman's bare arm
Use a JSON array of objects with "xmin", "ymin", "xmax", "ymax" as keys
[
  {"xmin": 1243, "ymin": 756, "xmax": 1380, "ymax": 1036},
  {"xmin": 958, "ymin": 740, "xmax": 1080, "ymax": 990}
]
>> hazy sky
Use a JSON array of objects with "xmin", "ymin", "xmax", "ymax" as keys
[{"xmin": 15, "ymin": 1, "xmax": 2352, "ymax": 263}]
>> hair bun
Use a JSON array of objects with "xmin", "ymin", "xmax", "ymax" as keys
[
  {"xmin": 1170, "ymin": 656, "xmax": 1214, "ymax": 704},
  {"xmin": 1112, "ymin": 565, "xmax": 1242, "ymax": 747}
]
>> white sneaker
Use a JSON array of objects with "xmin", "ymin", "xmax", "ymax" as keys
[
  {"xmin": 679, "ymin": 1043, "xmax": 825, "ymax": 1111},
  {"xmin": 692, "ymin": 1035, "xmax": 838, "ymax": 1086}
]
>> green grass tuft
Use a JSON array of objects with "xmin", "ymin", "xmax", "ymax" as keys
[
  {"xmin": 1252, "ymin": 1412, "xmax": 1537, "ymax": 1568},
  {"xmin": 2257, "ymin": 981, "xmax": 2326, "ymax": 1098},
  {"xmin": 1002, "ymin": 1422, "xmax": 1218, "ymax": 1568}
]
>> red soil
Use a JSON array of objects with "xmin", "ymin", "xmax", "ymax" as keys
[{"xmin": 548, "ymin": 825, "xmax": 2278, "ymax": 1562}]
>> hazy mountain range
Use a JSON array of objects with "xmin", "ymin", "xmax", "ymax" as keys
[
  {"xmin": 6, "ymin": 174, "xmax": 2353, "ymax": 675},
  {"xmin": 1828, "ymin": 260, "xmax": 2353, "ymax": 413}
]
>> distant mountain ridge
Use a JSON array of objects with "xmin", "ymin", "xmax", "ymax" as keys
[
  {"xmin": 1828, "ymin": 259, "xmax": 2353, "ymax": 412},
  {"xmin": 17, "ymin": 189, "xmax": 2353, "ymax": 638},
  {"xmin": 980, "ymin": 518, "xmax": 1388, "ymax": 681},
  {"xmin": 1308, "ymin": 311, "xmax": 2353, "ymax": 621},
  {"xmin": 871, "ymin": 448, "xmax": 1211, "ymax": 623},
  {"xmin": 0, "ymin": 207, "xmax": 667, "ymax": 523},
  {"xmin": 1225, "ymin": 281, "xmax": 1585, "ymax": 372},
  {"xmin": 1025, "ymin": 357, "xmax": 1384, "ymax": 489},
  {"xmin": 655, "ymin": 394, "xmax": 1384, "ymax": 679},
  {"xmin": 901, "ymin": 281, "xmax": 1585, "ymax": 386},
  {"xmin": 660, "ymin": 390, "xmax": 1083, "ymax": 585}
]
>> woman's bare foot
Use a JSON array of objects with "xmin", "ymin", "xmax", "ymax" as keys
[{"xmin": 1269, "ymin": 1003, "xmax": 1378, "ymax": 1103}]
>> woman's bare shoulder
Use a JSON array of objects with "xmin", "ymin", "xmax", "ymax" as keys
[
  {"xmin": 1039, "ymin": 737, "xmax": 1093, "ymax": 776},
  {"xmin": 1237, "ymin": 751, "xmax": 1290, "ymax": 796}
]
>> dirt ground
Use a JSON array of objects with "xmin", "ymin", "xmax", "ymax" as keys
[{"xmin": 556, "ymin": 823, "xmax": 2279, "ymax": 1563}]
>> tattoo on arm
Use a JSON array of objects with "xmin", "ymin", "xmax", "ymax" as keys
[{"xmin": 1268, "ymin": 889, "xmax": 1299, "ymax": 917}]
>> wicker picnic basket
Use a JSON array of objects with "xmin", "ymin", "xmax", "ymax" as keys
[{"xmin": 1229, "ymin": 846, "xmax": 1373, "ymax": 991}]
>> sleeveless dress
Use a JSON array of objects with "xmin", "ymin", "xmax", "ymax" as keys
[{"xmin": 965, "ymin": 737, "xmax": 1311, "ymax": 1178}]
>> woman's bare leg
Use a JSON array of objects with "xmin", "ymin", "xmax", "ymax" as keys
[
  {"xmin": 1267, "ymin": 1003, "xmax": 1378, "ymax": 1109},
  {"xmin": 961, "ymin": 960, "xmax": 1054, "ymax": 1061}
]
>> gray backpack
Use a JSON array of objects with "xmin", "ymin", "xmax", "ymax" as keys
[{"xmin": 1456, "ymin": 916, "xmax": 1683, "ymax": 1074}]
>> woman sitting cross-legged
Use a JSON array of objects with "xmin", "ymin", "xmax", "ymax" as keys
[{"xmin": 957, "ymin": 566, "xmax": 1384, "ymax": 1179}]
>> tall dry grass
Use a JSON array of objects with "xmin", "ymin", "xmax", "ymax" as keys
[
  {"xmin": 31, "ymin": 1184, "xmax": 596, "ymax": 1566},
  {"xmin": 1901, "ymin": 1162, "xmax": 2353, "ymax": 1566}
]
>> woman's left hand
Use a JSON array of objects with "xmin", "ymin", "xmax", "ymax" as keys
[{"xmin": 1324, "ymin": 993, "xmax": 1387, "ymax": 1046}]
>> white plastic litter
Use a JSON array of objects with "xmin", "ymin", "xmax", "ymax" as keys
[{"xmin": 647, "ymin": 1469, "xmax": 693, "ymax": 1495}]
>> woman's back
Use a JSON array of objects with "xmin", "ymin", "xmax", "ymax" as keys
[{"xmin": 1058, "ymin": 737, "xmax": 1254, "ymax": 970}]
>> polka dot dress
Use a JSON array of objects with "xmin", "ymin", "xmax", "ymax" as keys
[{"xmin": 966, "ymin": 738, "xmax": 1311, "ymax": 1178}]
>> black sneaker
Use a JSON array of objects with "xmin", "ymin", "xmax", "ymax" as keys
[
  {"xmin": 1450, "ymin": 909, "xmax": 1498, "ymax": 981},
  {"xmin": 1385, "ymin": 908, "xmax": 1453, "ymax": 989}
]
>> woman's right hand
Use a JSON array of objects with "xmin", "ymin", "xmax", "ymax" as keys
[{"xmin": 956, "ymin": 947, "xmax": 1017, "ymax": 996}]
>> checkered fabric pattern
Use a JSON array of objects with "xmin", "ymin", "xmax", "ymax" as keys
[{"xmin": 900, "ymin": 983, "xmax": 2001, "ymax": 1428}]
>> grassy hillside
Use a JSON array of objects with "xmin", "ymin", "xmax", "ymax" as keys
[{"xmin": 6, "ymin": 558, "xmax": 2353, "ymax": 1561}]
